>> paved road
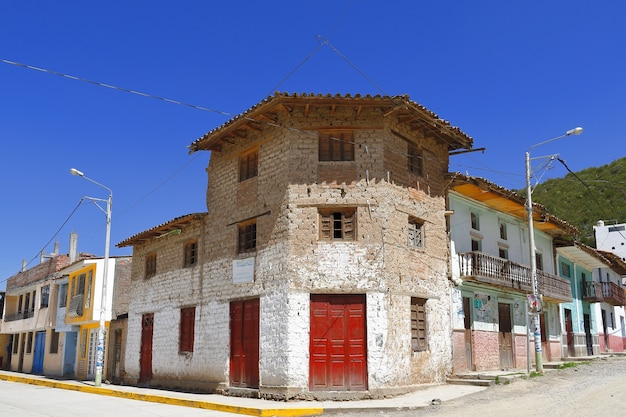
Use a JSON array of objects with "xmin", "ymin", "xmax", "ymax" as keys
[{"xmin": 0, "ymin": 379, "xmax": 233, "ymax": 417}]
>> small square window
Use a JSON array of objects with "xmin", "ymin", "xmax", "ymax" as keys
[
  {"xmin": 408, "ymin": 217, "xmax": 424, "ymax": 248},
  {"xmin": 238, "ymin": 221, "xmax": 257, "ymax": 253},
  {"xmin": 471, "ymin": 238, "xmax": 482, "ymax": 252},
  {"xmin": 411, "ymin": 298, "xmax": 428, "ymax": 352},
  {"xmin": 145, "ymin": 253, "xmax": 157, "ymax": 279},
  {"xmin": 560, "ymin": 261, "xmax": 570, "ymax": 278},
  {"xmin": 184, "ymin": 240, "xmax": 198, "ymax": 267},
  {"xmin": 499, "ymin": 248, "xmax": 509, "ymax": 259},
  {"xmin": 318, "ymin": 131, "xmax": 354, "ymax": 161},
  {"xmin": 319, "ymin": 208, "xmax": 356, "ymax": 241},
  {"xmin": 239, "ymin": 149, "xmax": 258, "ymax": 182}
]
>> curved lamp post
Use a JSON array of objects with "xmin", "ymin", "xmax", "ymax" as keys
[
  {"xmin": 70, "ymin": 168, "xmax": 112, "ymax": 387},
  {"xmin": 525, "ymin": 127, "xmax": 582, "ymax": 373}
]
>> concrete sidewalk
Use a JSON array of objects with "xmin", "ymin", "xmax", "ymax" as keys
[{"xmin": 0, "ymin": 370, "xmax": 488, "ymax": 416}]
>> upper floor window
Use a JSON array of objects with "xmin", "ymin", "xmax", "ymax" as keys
[
  {"xmin": 470, "ymin": 212, "xmax": 480, "ymax": 231},
  {"xmin": 411, "ymin": 297, "xmax": 428, "ymax": 352},
  {"xmin": 145, "ymin": 253, "xmax": 157, "ymax": 279},
  {"xmin": 59, "ymin": 283, "xmax": 68, "ymax": 308},
  {"xmin": 499, "ymin": 247, "xmax": 509, "ymax": 260},
  {"xmin": 536, "ymin": 253, "xmax": 544, "ymax": 271},
  {"xmin": 40, "ymin": 285, "xmax": 50, "ymax": 308},
  {"xmin": 408, "ymin": 217, "xmax": 424, "ymax": 248},
  {"xmin": 471, "ymin": 238, "xmax": 482, "ymax": 252},
  {"xmin": 238, "ymin": 221, "xmax": 257, "ymax": 254},
  {"xmin": 72, "ymin": 273, "xmax": 86, "ymax": 297},
  {"xmin": 319, "ymin": 131, "xmax": 354, "ymax": 161},
  {"xmin": 319, "ymin": 208, "xmax": 356, "ymax": 241},
  {"xmin": 499, "ymin": 220, "xmax": 508, "ymax": 240},
  {"xmin": 239, "ymin": 149, "xmax": 258, "ymax": 182},
  {"xmin": 560, "ymin": 260, "xmax": 570, "ymax": 277},
  {"xmin": 408, "ymin": 143, "xmax": 423, "ymax": 176},
  {"xmin": 184, "ymin": 240, "xmax": 198, "ymax": 267}
]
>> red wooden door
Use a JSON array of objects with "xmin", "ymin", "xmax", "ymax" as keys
[
  {"xmin": 310, "ymin": 294, "xmax": 367, "ymax": 391},
  {"xmin": 230, "ymin": 299, "xmax": 260, "ymax": 388},
  {"xmin": 139, "ymin": 313, "xmax": 154, "ymax": 384}
]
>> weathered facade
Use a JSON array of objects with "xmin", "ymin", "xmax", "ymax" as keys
[
  {"xmin": 118, "ymin": 93, "xmax": 473, "ymax": 399},
  {"xmin": 447, "ymin": 174, "xmax": 576, "ymax": 372}
]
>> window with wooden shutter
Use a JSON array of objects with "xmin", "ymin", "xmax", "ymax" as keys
[
  {"xmin": 184, "ymin": 240, "xmax": 198, "ymax": 267},
  {"xmin": 238, "ymin": 221, "xmax": 257, "ymax": 253},
  {"xmin": 179, "ymin": 306, "xmax": 195, "ymax": 353},
  {"xmin": 408, "ymin": 217, "xmax": 424, "ymax": 248},
  {"xmin": 319, "ymin": 208, "xmax": 356, "ymax": 241},
  {"xmin": 408, "ymin": 143, "xmax": 423, "ymax": 176},
  {"xmin": 411, "ymin": 298, "xmax": 427, "ymax": 352},
  {"xmin": 239, "ymin": 149, "xmax": 258, "ymax": 181},
  {"xmin": 318, "ymin": 131, "xmax": 354, "ymax": 161},
  {"xmin": 145, "ymin": 253, "xmax": 157, "ymax": 279}
]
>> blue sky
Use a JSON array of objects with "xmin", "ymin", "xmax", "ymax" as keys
[{"xmin": 1, "ymin": 1, "xmax": 625, "ymax": 289}]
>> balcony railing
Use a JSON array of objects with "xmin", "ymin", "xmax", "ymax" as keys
[
  {"xmin": 459, "ymin": 251, "xmax": 572, "ymax": 302},
  {"xmin": 582, "ymin": 281, "xmax": 603, "ymax": 303},
  {"xmin": 600, "ymin": 282, "xmax": 626, "ymax": 306},
  {"xmin": 3, "ymin": 308, "xmax": 35, "ymax": 322}
]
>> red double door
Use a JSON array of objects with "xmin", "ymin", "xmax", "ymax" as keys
[
  {"xmin": 230, "ymin": 299, "xmax": 260, "ymax": 388},
  {"xmin": 309, "ymin": 294, "xmax": 367, "ymax": 391}
]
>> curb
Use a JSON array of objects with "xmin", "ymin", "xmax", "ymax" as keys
[{"xmin": 0, "ymin": 373, "xmax": 324, "ymax": 417}]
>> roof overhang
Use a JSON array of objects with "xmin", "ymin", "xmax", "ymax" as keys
[
  {"xmin": 188, "ymin": 92, "xmax": 473, "ymax": 153},
  {"xmin": 116, "ymin": 213, "xmax": 207, "ymax": 248}
]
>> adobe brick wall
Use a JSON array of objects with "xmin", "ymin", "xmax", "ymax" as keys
[{"xmin": 124, "ymin": 102, "xmax": 456, "ymax": 397}]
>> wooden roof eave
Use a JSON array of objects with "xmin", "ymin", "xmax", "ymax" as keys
[{"xmin": 116, "ymin": 213, "xmax": 207, "ymax": 248}]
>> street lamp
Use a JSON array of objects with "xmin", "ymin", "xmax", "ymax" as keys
[
  {"xmin": 70, "ymin": 168, "xmax": 112, "ymax": 387},
  {"xmin": 525, "ymin": 127, "xmax": 582, "ymax": 373}
]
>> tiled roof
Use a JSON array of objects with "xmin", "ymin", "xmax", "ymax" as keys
[
  {"xmin": 188, "ymin": 92, "xmax": 473, "ymax": 153},
  {"xmin": 116, "ymin": 212, "xmax": 207, "ymax": 248}
]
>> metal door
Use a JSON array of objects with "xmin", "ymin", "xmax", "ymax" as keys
[
  {"xmin": 310, "ymin": 294, "xmax": 367, "ymax": 391},
  {"xmin": 32, "ymin": 332, "xmax": 46, "ymax": 374},
  {"xmin": 498, "ymin": 303, "xmax": 513, "ymax": 370},
  {"xmin": 139, "ymin": 314, "xmax": 154, "ymax": 384}
]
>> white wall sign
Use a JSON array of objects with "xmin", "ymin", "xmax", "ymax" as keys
[{"xmin": 233, "ymin": 257, "xmax": 255, "ymax": 283}]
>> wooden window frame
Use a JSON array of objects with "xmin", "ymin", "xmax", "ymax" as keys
[
  {"xmin": 471, "ymin": 238, "xmax": 482, "ymax": 252},
  {"xmin": 470, "ymin": 212, "xmax": 480, "ymax": 231},
  {"xmin": 184, "ymin": 240, "xmax": 199, "ymax": 267},
  {"xmin": 408, "ymin": 143, "xmax": 423, "ymax": 176},
  {"xmin": 499, "ymin": 220, "xmax": 508, "ymax": 240},
  {"xmin": 40, "ymin": 285, "xmax": 50, "ymax": 308},
  {"xmin": 145, "ymin": 253, "xmax": 157, "ymax": 279},
  {"xmin": 59, "ymin": 283, "xmax": 68, "ymax": 308},
  {"xmin": 319, "ymin": 208, "xmax": 356, "ymax": 241},
  {"xmin": 179, "ymin": 306, "xmax": 195, "ymax": 353},
  {"xmin": 499, "ymin": 247, "xmax": 509, "ymax": 260},
  {"xmin": 239, "ymin": 149, "xmax": 258, "ymax": 182},
  {"xmin": 238, "ymin": 221, "xmax": 257, "ymax": 254},
  {"xmin": 411, "ymin": 298, "xmax": 428, "ymax": 352},
  {"xmin": 408, "ymin": 217, "xmax": 424, "ymax": 248},
  {"xmin": 318, "ymin": 131, "xmax": 354, "ymax": 162}
]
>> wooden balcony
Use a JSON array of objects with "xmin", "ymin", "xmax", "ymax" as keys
[
  {"xmin": 459, "ymin": 251, "xmax": 572, "ymax": 302},
  {"xmin": 600, "ymin": 282, "xmax": 626, "ymax": 306},
  {"xmin": 582, "ymin": 281, "xmax": 604, "ymax": 303}
]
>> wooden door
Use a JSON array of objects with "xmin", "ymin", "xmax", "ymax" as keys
[
  {"xmin": 139, "ymin": 313, "xmax": 154, "ymax": 384},
  {"xmin": 463, "ymin": 297, "xmax": 473, "ymax": 371},
  {"xmin": 564, "ymin": 308, "xmax": 574, "ymax": 357},
  {"xmin": 498, "ymin": 303, "xmax": 513, "ymax": 370},
  {"xmin": 230, "ymin": 299, "xmax": 260, "ymax": 388},
  {"xmin": 310, "ymin": 294, "xmax": 367, "ymax": 391},
  {"xmin": 584, "ymin": 313, "xmax": 593, "ymax": 355}
]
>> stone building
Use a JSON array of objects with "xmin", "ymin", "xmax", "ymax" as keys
[{"xmin": 118, "ymin": 93, "xmax": 473, "ymax": 399}]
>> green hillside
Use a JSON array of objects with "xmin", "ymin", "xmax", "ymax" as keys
[{"xmin": 528, "ymin": 157, "xmax": 626, "ymax": 247}]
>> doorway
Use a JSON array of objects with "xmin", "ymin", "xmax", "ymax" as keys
[
  {"xmin": 498, "ymin": 303, "xmax": 513, "ymax": 370},
  {"xmin": 463, "ymin": 296, "xmax": 473, "ymax": 371},
  {"xmin": 139, "ymin": 313, "xmax": 154, "ymax": 384},
  {"xmin": 230, "ymin": 299, "xmax": 260, "ymax": 389}
]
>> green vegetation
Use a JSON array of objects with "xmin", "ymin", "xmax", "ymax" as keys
[
  {"xmin": 557, "ymin": 361, "xmax": 587, "ymax": 369},
  {"xmin": 524, "ymin": 157, "xmax": 626, "ymax": 246}
]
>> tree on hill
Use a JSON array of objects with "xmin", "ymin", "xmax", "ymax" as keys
[{"xmin": 528, "ymin": 157, "xmax": 626, "ymax": 247}]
